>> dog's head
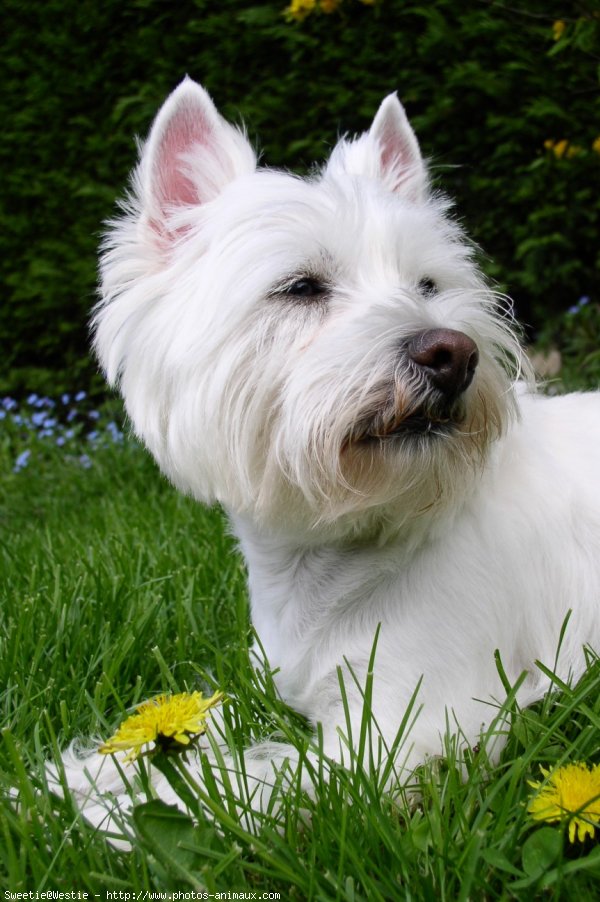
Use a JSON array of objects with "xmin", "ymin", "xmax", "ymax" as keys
[{"xmin": 95, "ymin": 78, "xmax": 524, "ymax": 538}]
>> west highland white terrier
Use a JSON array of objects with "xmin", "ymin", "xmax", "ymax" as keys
[{"xmin": 56, "ymin": 78, "xmax": 600, "ymax": 834}]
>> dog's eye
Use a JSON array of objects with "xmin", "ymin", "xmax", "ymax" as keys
[
  {"xmin": 285, "ymin": 278, "xmax": 326, "ymax": 299},
  {"xmin": 418, "ymin": 278, "xmax": 438, "ymax": 297}
]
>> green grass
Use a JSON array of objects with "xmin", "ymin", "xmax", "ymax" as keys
[{"xmin": 2, "ymin": 406, "xmax": 600, "ymax": 899}]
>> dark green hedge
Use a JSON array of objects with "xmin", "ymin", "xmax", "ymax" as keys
[{"xmin": 2, "ymin": 0, "xmax": 599, "ymax": 394}]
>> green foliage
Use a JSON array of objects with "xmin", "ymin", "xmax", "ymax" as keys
[
  {"xmin": 1, "ymin": 0, "xmax": 598, "ymax": 391},
  {"xmin": 537, "ymin": 298, "xmax": 600, "ymax": 391}
]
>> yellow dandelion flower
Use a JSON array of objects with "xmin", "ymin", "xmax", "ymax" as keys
[
  {"xmin": 528, "ymin": 762, "xmax": 600, "ymax": 843},
  {"xmin": 592, "ymin": 136, "xmax": 600, "ymax": 155},
  {"xmin": 99, "ymin": 690, "xmax": 223, "ymax": 762},
  {"xmin": 320, "ymin": 0, "xmax": 341, "ymax": 12},
  {"xmin": 284, "ymin": 0, "xmax": 317, "ymax": 21},
  {"xmin": 552, "ymin": 139, "xmax": 569, "ymax": 159},
  {"xmin": 552, "ymin": 20, "xmax": 567, "ymax": 41},
  {"xmin": 543, "ymin": 139, "xmax": 555, "ymax": 151}
]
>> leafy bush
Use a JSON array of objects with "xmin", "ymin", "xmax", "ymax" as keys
[
  {"xmin": 2, "ymin": 0, "xmax": 598, "ymax": 392},
  {"xmin": 536, "ymin": 297, "xmax": 600, "ymax": 392}
]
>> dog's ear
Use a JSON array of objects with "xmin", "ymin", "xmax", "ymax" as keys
[
  {"xmin": 327, "ymin": 94, "xmax": 427, "ymax": 201},
  {"xmin": 139, "ymin": 77, "xmax": 256, "ymax": 238},
  {"xmin": 368, "ymin": 94, "xmax": 426, "ymax": 199}
]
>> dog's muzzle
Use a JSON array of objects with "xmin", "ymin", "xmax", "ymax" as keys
[{"xmin": 349, "ymin": 329, "xmax": 480, "ymax": 444}]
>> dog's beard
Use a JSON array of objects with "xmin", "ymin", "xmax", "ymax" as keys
[
  {"xmin": 343, "ymin": 366, "xmax": 469, "ymax": 445},
  {"xmin": 254, "ymin": 351, "xmax": 514, "ymax": 537}
]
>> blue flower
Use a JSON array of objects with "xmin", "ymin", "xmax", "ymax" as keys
[
  {"xmin": 88, "ymin": 410, "xmax": 100, "ymax": 421},
  {"xmin": 568, "ymin": 296, "xmax": 591, "ymax": 315},
  {"xmin": 27, "ymin": 393, "xmax": 39, "ymax": 405},
  {"xmin": 74, "ymin": 390, "xmax": 87, "ymax": 402},
  {"xmin": 79, "ymin": 454, "xmax": 92, "ymax": 469},
  {"xmin": 32, "ymin": 411, "xmax": 47, "ymax": 427},
  {"xmin": 14, "ymin": 449, "xmax": 31, "ymax": 472},
  {"xmin": 2, "ymin": 397, "xmax": 17, "ymax": 411},
  {"xmin": 61, "ymin": 393, "xmax": 71, "ymax": 405},
  {"xmin": 106, "ymin": 421, "xmax": 123, "ymax": 442}
]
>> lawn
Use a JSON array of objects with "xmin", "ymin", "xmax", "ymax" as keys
[{"xmin": 1, "ymin": 391, "xmax": 600, "ymax": 899}]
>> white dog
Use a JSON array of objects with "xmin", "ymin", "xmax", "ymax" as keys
[{"xmin": 57, "ymin": 78, "xmax": 600, "ymax": 833}]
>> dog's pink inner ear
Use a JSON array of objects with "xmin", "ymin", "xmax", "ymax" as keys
[
  {"xmin": 154, "ymin": 111, "xmax": 211, "ymax": 211},
  {"xmin": 370, "ymin": 95, "xmax": 424, "ymax": 198},
  {"xmin": 378, "ymin": 119, "xmax": 414, "ymax": 176},
  {"xmin": 149, "ymin": 99, "xmax": 219, "ymax": 239}
]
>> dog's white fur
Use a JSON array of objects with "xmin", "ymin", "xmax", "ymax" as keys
[{"xmin": 56, "ymin": 79, "xmax": 600, "ymax": 834}]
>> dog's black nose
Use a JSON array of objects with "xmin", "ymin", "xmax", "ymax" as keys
[{"xmin": 408, "ymin": 329, "xmax": 479, "ymax": 399}]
